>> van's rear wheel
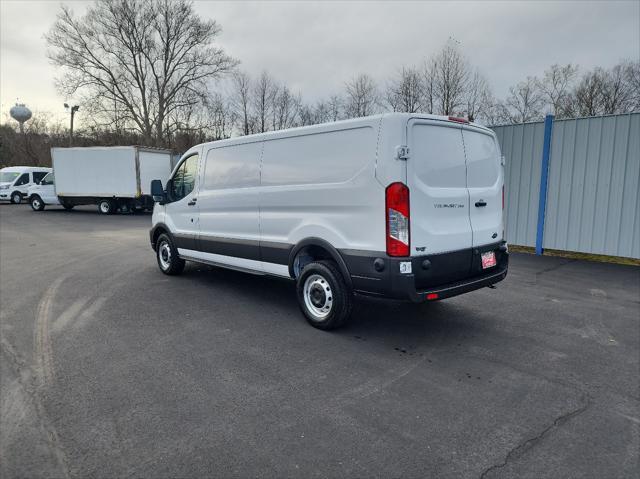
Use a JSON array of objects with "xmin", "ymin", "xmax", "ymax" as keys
[
  {"xmin": 296, "ymin": 260, "xmax": 352, "ymax": 330},
  {"xmin": 156, "ymin": 233, "xmax": 185, "ymax": 275},
  {"xmin": 98, "ymin": 199, "xmax": 115, "ymax": 215},
  {"xmin": 30, "ymin": 195, "xmax": 45, "ymax": 211}
]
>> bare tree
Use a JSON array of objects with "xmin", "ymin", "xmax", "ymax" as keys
[
  {"xmin": 483, "ymin": 101, "xmax": 513, "ymax": 127},
  {"xmin": 422, "ymin": 58, "xmax": 437, "ymax": 114},
  {"xmin": 327, "ymin": 94, "xmax": 343, "ymax": 121},
  {"xmin": 431, "ymin": 42, "xmax": 469, "ymax": 115},
  {"xmin": 312, "ymin": 100, "xmax": 331, "ymax": 124},
  {"xmin": 385, "ymin": 67, "xmax": 424, "ymax": 113},
  {"xmin": 574, "ymin": 68, "xmax": 606, "ymax": 117},
  {"xmin": 46, "ymin": 0, "xmax": 237, "ymax": 146},
  {"xmin": 232, "ymin": 71, "xmax": 254, "ymax": 135},
  {"xmin": 625, "ymin": 60, "xmax": 640, "ymax": 111},
  {"xmin": 344, "ymin": 74, "xmax": 379, "ymax": 118},
  {"xmin": 465, "ymin": 69, "xmax": 492, "ymax": 121},
  {"xmin": 537, "ymin": 64, "xmax": 578, "ymax": 118},
  {"xmin": 271, "ymin": 84, "xmax": 301, "ymax": 131},
  {"xmin": 253, "ymin": 71, "xmax": 277, "ymax": 133},
  {"xmin": 505, "ymin": 77, "xmax": 544, "ymax": 123},
  {"xmin": 601, "ymin": 62, "xmax": 634, "ymax": 114}
]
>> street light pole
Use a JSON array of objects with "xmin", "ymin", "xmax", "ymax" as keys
[{"xmin": 64, "ymin": 103, "xmax": 80, "ymax": 146}]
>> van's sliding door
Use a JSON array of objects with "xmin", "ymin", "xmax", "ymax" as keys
[{"xmin": 196, "ymin": 142, "xmax": 263, "ymax": 272}]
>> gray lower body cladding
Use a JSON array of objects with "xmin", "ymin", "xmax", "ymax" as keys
[{"xmin": 149, "ymin": 226, "xmax": 508, "ymax": 302}]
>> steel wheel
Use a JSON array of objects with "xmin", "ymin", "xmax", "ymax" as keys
[
  {"xmin": 303, "ymin": 273, "xmax": 334, "ymax": 320},
  {"xmin": 98, "ymin": 200, "xmax": 112, "ymax": 214},
  {"xmin": 11, "ymin": 192, "xmax": 22, "ymax": 204},
  {"xmin": 158, "ymin": 239, "xmax": 172, "ymax": 271}
]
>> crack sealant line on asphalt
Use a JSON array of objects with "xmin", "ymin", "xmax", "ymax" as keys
[{"xmin": 478, "ymin": 395, "xmax": 592, "ymax": 479}]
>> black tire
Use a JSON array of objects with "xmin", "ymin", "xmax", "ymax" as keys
[
  {"xmin": 98, "ymin": 199, "xmax": 115, "ymax": 215},
  {"xmin": 296, "ymin": 260, "xmax": 352, "ymax": 330},
  {"xmin": 62, "ymin": 204, "xmax": 74, "ymax": 211},
  {"xmin": 156, "ymin": 233, "xmax": 185, "ymax": 275},
  {"xmin": 10, "ymin": 191, "xmax": 22, "ymax": 204},
  {"xmin": 30, "ymin": 195, "xmax": 45, "ymax": 211}
]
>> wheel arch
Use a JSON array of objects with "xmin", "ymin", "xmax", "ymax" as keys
[
  {"xmin": 288, "ymin": 237, "xmax": 352, "ymax": 288},
  {"xmin": 150, "ymin": 222, "xmax": 171, "ymax": 251}
]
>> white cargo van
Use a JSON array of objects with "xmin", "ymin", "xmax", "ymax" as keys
[
  {"xmin": 38, "ymin": 146, "xmax": 173, "ymax": 214},
  {"xmin": 149, "ymin": 113, "xmax": 508, "ymax": 329},
  {"xmin": 0, "ymin": 166, "xmax": 52, "ymax": 204}
]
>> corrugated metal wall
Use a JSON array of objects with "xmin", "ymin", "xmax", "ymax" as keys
[
  {"xmin": 493, "ymin": 122, "xmax": 545, "ymax": 248},
  {"xmin": 492, "ymin": 112, "xmax": 639, "ymax": 259}
]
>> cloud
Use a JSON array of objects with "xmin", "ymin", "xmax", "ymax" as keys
[{"xmin": 1, "ymin": 0, "xmax": 638, "ymax": 122}]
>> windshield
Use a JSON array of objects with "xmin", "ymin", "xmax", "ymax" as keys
[
  {"xmin": 41, "ymin": 172, "xmax": 55, "ymax": 185},
  {"xmin": 0, "ymin": 172, "xmax": 20, "ymax": 183}
]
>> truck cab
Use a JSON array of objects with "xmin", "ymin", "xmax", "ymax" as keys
[{"xmin": 28, "ymin": 172, "xmax": 63, "ymax": 211}]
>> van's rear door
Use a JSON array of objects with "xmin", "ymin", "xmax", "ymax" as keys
[
  {"xmin": 406, "ymin": 119, "xmax": 472, "ymax": 255},
  {"xmin": 461, "ymin": 127, "xmax": 503, "ymax": 247}
]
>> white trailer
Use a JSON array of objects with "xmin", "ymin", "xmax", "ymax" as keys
[{"xmin": 46, "ymin": 146, "xmax": 172, "ymax": 214}]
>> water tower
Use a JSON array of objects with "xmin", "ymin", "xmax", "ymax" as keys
[{"xmin": 10, "ymin": 103, "xmax": 32, "ymax": 133}]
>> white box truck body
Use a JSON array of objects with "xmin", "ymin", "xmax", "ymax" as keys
[
  {"xmin": 39, "ymin": 146, "xmax": 173, "ymax": 214},
  {"xmin": 149, "ymin": 113, "xmax": 509, "ymax": 330}
]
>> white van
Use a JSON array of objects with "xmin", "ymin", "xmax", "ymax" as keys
[
  {"xmin": 0, "ymin": 166, "xmax": 52, "ymax": 204},
  {"xmin": 149, "ymin": 113, "xmax": 509, "ymax": 329}
]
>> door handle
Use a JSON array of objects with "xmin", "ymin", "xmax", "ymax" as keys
[
  {"xmin": 188, "ymin": 198, "xmax": 197, "ymax": 206},
  {"xmin": 475, "ymin": 200, "xmax": 487, "ymax": 207}
]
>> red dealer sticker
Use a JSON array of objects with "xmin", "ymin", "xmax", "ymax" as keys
[{"xmin": 481, "ymin": 251, "xmax": 497, "ymax": 269}]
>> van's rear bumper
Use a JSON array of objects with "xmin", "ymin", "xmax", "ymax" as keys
[
  {"xmin": 340, "ymin": 242, "xmax": 508, "ymax": 302},
  {"xmin": 388, "ymin": 263, "xmax": 507, "ymax": 302}
]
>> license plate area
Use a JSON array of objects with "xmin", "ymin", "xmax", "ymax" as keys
[{"xmin": 481, "ymin": 251, "xmax": 497, "ymax": 269}]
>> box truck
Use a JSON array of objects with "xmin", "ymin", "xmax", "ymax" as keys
[
  {"xmin": 29, "ymin": 146, "xmax": 172, "ymax": 214},
  {"xmin": 148, "ymin": 113, "xmax": 509, "ymax": 330}
]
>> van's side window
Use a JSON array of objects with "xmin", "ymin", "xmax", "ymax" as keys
[
  {"xmin": 33, "ymin": 172, "xmax": 48, "ymax": 184},
  {"xmin": 14, "ymin": 173, "xmax": 30, "ymax": 186},
  {"xmin": 171, "ymin": 154, "xmax": 198, "ymax": 201},
  {"xmin": 41, "ymin": 173, "xmax": 55, "ymax": 185}
]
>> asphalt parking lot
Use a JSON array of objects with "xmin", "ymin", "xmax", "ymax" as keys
[{"xmin": 0, "ymin": 203, "xmax": 638, "ymax": 479}]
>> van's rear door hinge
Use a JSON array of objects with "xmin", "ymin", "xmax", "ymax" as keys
[{"xmin": 396, "ymin": 145, "xmax": 410, "ymax": 160}]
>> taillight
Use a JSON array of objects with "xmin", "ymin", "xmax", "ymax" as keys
[{"xmin": 386, "ymin": 182, "xmax": 410, "ymax": 257}]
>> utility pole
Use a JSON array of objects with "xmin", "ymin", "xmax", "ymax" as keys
[{"xmin": 64, "ymin": 103, "xmax": 80, "ymax": 146}]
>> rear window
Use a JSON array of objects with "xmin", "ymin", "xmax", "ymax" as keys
[
  {"xmin": 411, "ymin": 124, "xmax": 467, "ymax": 188},
  {"xmin": 463, "ymin": 130, "xmax": 500, "ymax": 187}
]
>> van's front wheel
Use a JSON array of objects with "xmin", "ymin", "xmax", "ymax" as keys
[
  {"xmin": 156, "ymin": 233, "xmax": 185, "ymax": 275},
  {"xmin": 10, "ymin": 192, "xmax": 22, "ymax": 204},
  {"xmin": 296, "ymin": 260, "xmax": 352, "ymax": 330},
  {"xmin": 30, "ymin": 195, "xmax": 45, "ymax": 211}
]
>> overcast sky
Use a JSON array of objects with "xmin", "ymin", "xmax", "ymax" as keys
[{"xmin": 1, "ymin": 0, "xmax": 638, "ymax": 125}]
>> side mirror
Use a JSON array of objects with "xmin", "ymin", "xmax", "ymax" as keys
[{"xmin": 151, "ymin": 179, "xmax": 166, "ymax": 203}]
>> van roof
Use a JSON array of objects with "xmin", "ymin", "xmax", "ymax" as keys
[
  {"xmin": 0, "ymin": 166, "xmax": 52, "ymax": 172},
  {"xmin": 191, "ymin": 112, "xmax": 493, "ymax": 153}
]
